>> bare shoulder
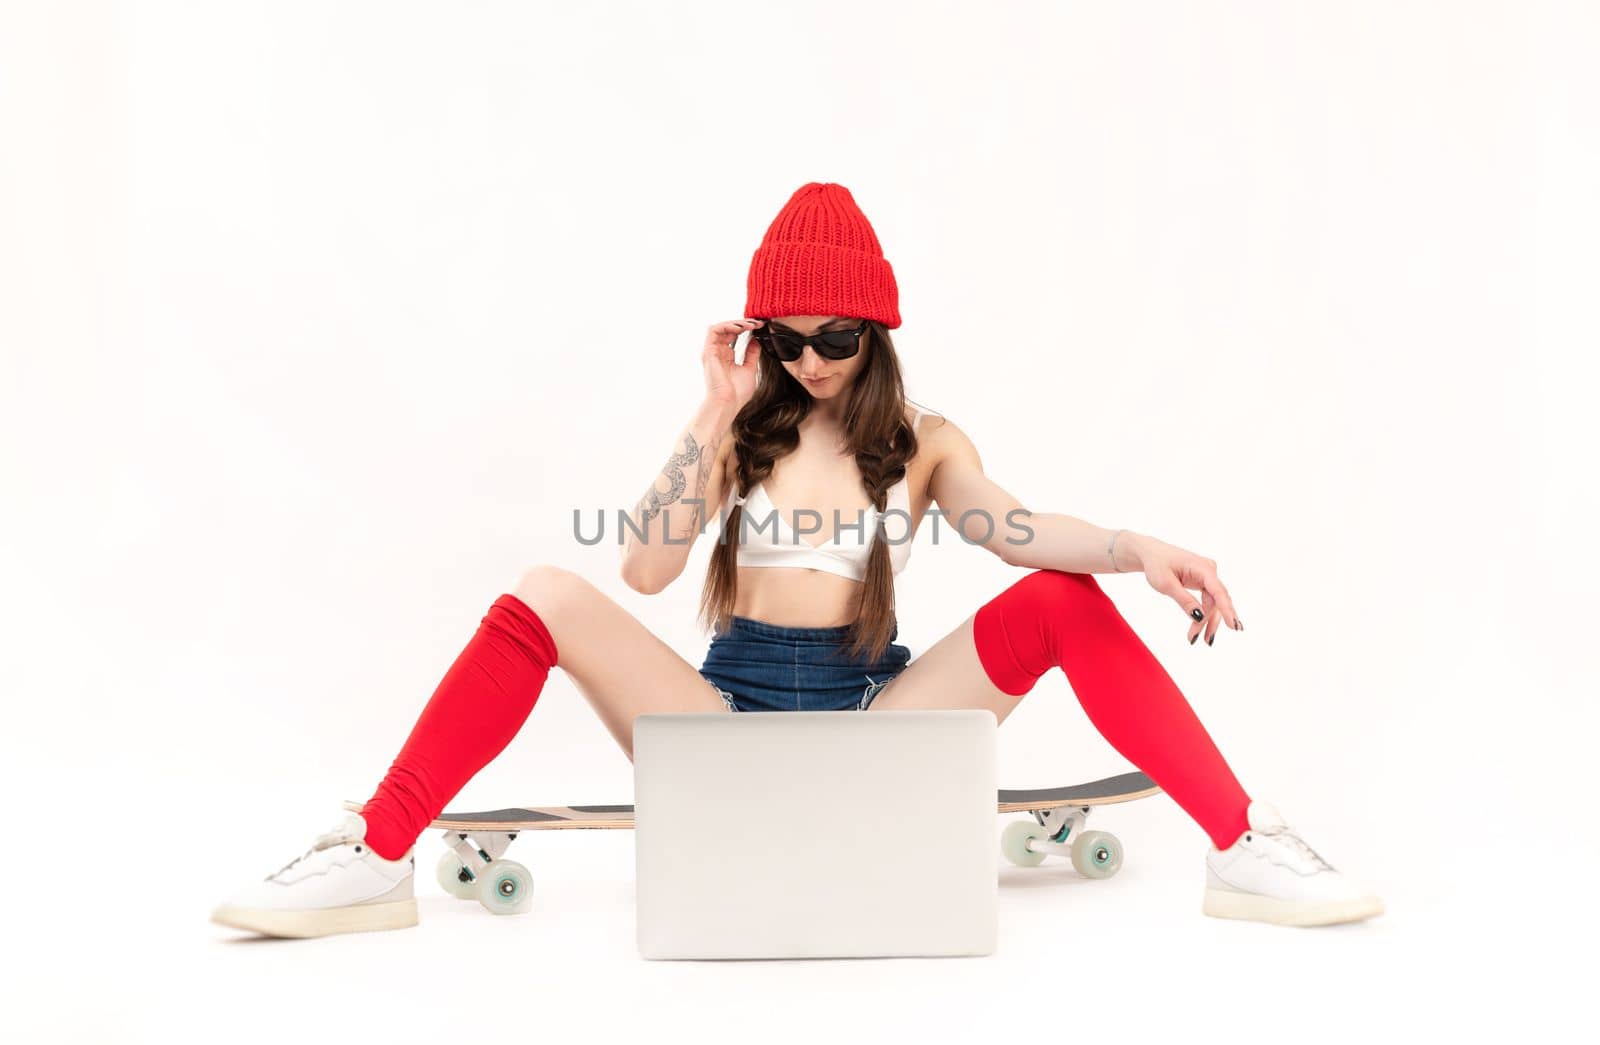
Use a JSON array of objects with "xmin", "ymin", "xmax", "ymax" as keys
[{"xmin": 908, "ymin": 404, "xmax": 979, "ymax": 467}]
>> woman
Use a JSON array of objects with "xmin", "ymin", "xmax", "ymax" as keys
[{"xmin": 212, "ymin": 182, "xmax": 1382, "ymax": 938}]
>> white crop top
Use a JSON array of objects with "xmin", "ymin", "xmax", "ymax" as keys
[{"xmin": 723, "ymin": 407, "xmax": 924, "ymax": 583}]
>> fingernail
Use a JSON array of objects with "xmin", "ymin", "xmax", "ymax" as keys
[
  {"xmin": 1190, "ymin": 608, "xmax": 1204, "ymax": 621},
  {"xmin": 1190, "ymin": 633, "xmax": 1198, "ymax": 645},
  {"xmin": 1206, "ymin": 634, "xmax": 1214, "ymax": 646}
]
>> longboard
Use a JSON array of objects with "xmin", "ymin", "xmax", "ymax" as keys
[
  {"xmin": 342, "ymin": 770, "xmax": 1159, "ymax": 831},
  {"xmin": 342, "ymin": 771, "xmax": 1160, "ymax": 914}
]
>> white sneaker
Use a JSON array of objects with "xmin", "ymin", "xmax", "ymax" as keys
[
  {"xmin": 1203, "ymin": 800, "xmax": 1384, "ymax": 927},
  {"xmin": 211, "ymin": 811, "xmax": 418, "ymax": 938}
]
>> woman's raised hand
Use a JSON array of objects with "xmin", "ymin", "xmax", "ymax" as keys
[
  {"xmin": 702, "ymin": 319, "xmax": 764, "ymax": 411},
  {"xmin": 1130, "ymin": 535, "xmax": 1244, "ymax": 646}
]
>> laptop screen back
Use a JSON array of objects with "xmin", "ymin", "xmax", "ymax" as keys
[{"xmin": 634, "ymin": 708, "xmax": 997, "ymax": 960}]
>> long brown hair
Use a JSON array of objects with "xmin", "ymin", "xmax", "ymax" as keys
[{"xmin": 699, "ymin": 321, "xmax": 917, "ymax": 660}]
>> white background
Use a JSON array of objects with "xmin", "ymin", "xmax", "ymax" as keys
[{"xmin": 3, "ymin": 1, "xmax": 1595, "ymax": 1041}]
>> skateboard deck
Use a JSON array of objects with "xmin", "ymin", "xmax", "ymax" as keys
[
  {"xmin": 343, "ymin": 770, "xmax": 1161, "ymax": 913},
  {"xmin": 342, "ymin": 770, "xmax": 1158, "ymax": 831}
]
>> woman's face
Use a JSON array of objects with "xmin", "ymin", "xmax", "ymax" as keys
[{"xmin": 769, "ymin": 315, "xmax": 869, "ymax": 400}]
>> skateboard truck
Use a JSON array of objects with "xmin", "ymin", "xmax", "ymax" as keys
[
  {"xmin": 437, "ymin": 829, "xmax": 533, "ymax": 915},
  {"xmin": 1000, "ymin": 804, "xmax": 1125, "ymax": 878}
]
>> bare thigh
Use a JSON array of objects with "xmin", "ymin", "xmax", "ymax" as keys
[
  {"xmin": 512, "ymin": 565, "xmax": 730, "ymax": 761},
  {"xmin": 865, "ymin": 615, "xmax": 1020, "ymax": 724}
]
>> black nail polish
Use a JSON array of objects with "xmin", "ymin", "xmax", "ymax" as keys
[
  {"xmin": 1189, "ymin": 633, "xmax": 1198, "ymax": 645},
  {"xmin": 1190, "ymin": 608, "xmax": 1204, "ymax": 621},
  {"xmin": 1206, "ymin": 634, "xmax": 1214, "ymax": 646}
]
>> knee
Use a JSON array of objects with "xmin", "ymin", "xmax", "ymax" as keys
[
  {"xmin": 974, "ymin": 571, "xmax": 1113, "ymax": 694},
  {"xmin": 513, "ymin": 564, "xmax": 594, "ymax": 617}
]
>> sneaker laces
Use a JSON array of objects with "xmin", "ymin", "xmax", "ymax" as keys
[
  {"xmin": 268, "ymin": 817, "xmax": 364, "ymax": 880},
  {"xmin": 1256, "ymin": 822, "xmax": 1335, "ymax": 872}
]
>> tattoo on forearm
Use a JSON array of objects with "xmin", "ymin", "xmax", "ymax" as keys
[{"xmin": 637, "ymin": 434, "xmax": 701, "ymax": 526}]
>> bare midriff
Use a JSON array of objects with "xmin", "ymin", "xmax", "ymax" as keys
[{"xmin": 730, "ymin": 565, "xmax": 864, "ymax": 628}]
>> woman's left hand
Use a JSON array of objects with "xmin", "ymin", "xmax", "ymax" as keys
[{"xmin": 1125, "ymin": 534, "xmax": 1243, "ymax": 646}]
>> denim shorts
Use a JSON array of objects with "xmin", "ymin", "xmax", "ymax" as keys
[{"xmin": 699, "ymin": 615, "xmax": 913, "ymax": 713}]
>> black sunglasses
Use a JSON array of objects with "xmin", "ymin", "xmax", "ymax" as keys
[{"xmin": 751, "ymin": 319, "xmax": 869, "ymax": 362}]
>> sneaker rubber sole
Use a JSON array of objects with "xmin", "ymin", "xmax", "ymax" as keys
[
  {"xmin": 211, "ymin": 898, "xmax": 418, "ymax": 938},
  {"xmin": 1202, "ymin": 888, "xmax": 1385, "ymax": 927}
]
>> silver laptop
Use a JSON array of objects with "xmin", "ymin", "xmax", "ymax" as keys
[{"xmin": 634, "ymin": 708, "xmax": 997, "ymax": 960}]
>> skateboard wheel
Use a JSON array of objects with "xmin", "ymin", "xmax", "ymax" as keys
[
  {"xmin": 1071, "ymin": 830, "xmax": 1123, "ymax": 879},
  {"xmin": 436, "ymin": 851, "xmax": 478, "ymax": 900},
  {"xmin": 1001, "ymin": 820, "xmax": 1050, "ymax": 867},
  {"xmin": 476, "ymin": 859, "xmax": 533, "ymax": 915}
]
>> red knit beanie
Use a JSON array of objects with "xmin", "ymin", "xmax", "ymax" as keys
[{"xmin": 745, "ymin": 182, "xmax": 901, "ymax": 329}]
